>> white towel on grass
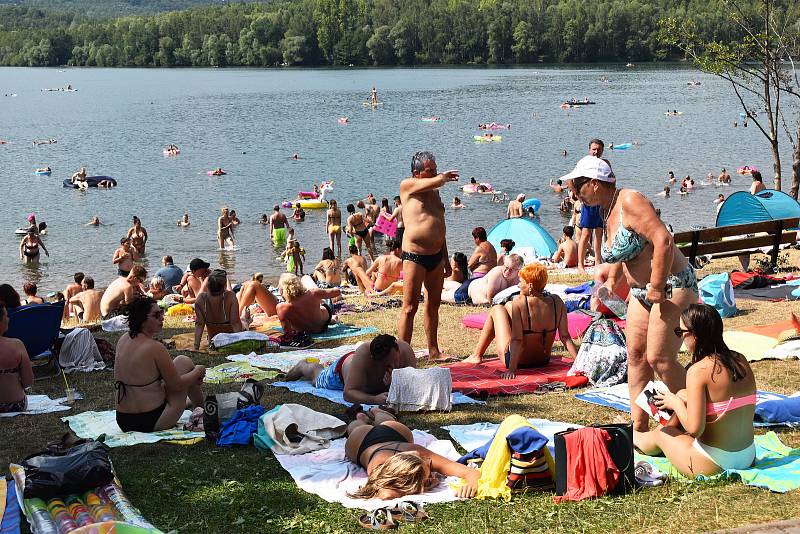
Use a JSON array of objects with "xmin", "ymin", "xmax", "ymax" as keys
[
  {"xmin": 257, "ymin": 404, "xmax": 346, "ymax": 455},
  {"xmin": 0, "ymin": 395, "xmax": 72, "ymax": 418},
  {"xmin": 210, "ymin": 331, "xmax": 271, "ymax": 347},
  {"xmin": 59, "ymin": 327, "xmax": 105, "ymax": 373},
  {"xmin": 274, "ymin": 429, "xmax": 463, "ymax": 510},
  {"xmin": 387, "ymin": 367, "xmax": 452, "ymax": 412}
]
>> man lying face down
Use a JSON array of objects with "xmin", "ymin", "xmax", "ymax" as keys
[{"xmin": 285, "ymin": 334, "xmax": 417, "ymax": 405}]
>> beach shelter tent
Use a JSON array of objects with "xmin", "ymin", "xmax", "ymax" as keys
[
  {"xmin": 487, "ymin": 218, "xmax": 558, "ymax": 262},
  {"xmin": 716, "ymin": 189, "xmax": 800, "ymax": 227}
]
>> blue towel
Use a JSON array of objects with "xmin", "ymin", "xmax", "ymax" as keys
[
  {"xmin": 565, "ymin": 282, "xmax": 593, "ymax": 295},
  {"xmin": 458, "ymin": 426, "xmax": 548, "ymax": 464},
  {"xmin": 217, "ymin": 405, "xmax": 267, "ymax": 447},
  {"xmin": 0, "ymin": 480, "xmax": 21, "ymax": 534},
  {"xmin": 755, "ymin": 396, "xmax": 800, "ymax": 425}
]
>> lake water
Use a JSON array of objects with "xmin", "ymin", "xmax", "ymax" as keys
[{"xmin": 0, "ymin": 65, "xmax": 787, "ymax": 292}]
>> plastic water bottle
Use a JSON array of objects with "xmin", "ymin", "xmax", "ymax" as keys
[
  {"xmin": 83, "ymin": 490, "xmax": 117, "ymax": 522},
  {"xmin": 45, "ymin": 497, "xmax": 79, "ymax": 534},
  {"xmin": 595, "ymin": 285, "xmax": 628, "ymax": 319},
  {"xmin": 65, "ymin": 495, "xmax": 94, "ymax": 527},
  {"xmin": 100, "ymin": 483, "xmax": 156, "ymax": 529},
  {"xmin": 26, "ymin": 498, "xmax": 59, "ymax": 534}
]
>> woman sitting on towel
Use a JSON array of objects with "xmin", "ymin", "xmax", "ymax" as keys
[
  {"xmin": 114, "ymin": 297, "xmax": 205, "ymax": 432},
  {"xmin": 632, "ymin": 303, "xmax": 756, "ymax": 476},
  {"xmin": 346, "ymin": 407, "xmax": 479, "ymax": 500},
  {"xmin": 463, "ymin": 263, "xmax": 577, "ymax": 378},
  {"xmin": 0, "ymin": 305, "xmax": 34, "ymax": 413},
  {"xmin": 194, "ymin": 269, "xmax": 244, "ymax": 351},
  {"xmin": 440, "ymin": 253, "xmax": 470, "ymax": 302}
]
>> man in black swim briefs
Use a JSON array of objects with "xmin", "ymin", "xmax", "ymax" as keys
[{"xmin": 398, "ymin": 151, "xmax": 459, "ymax": 361}]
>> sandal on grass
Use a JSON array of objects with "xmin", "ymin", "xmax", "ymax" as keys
[
  {"xmin": 359, "ymin": 508, "xmax": 397, "ymax": 530},
  {"xmin": 389, "ymin": 501, "xmax": 428, "ymax": 523}
]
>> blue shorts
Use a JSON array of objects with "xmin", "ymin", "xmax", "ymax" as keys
[
  {"xmin": 314, "ymin": 356, "xmax": 345, "ymax": 390},
  {"xmin": 579, "ymin": 205, "xmax": 603, "ymax": 229}
]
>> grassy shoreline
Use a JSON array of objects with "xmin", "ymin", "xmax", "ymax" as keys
[{"xmin": 3, "ymin": 254, "xmax": 800, "ymax": 533}]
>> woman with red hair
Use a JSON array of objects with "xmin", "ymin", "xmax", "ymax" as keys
[{"xmin": 464, "ymin": 263, "xmax": 577, "ymax": 378}]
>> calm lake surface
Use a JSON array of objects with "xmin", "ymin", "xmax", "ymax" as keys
[{"xmin": 0, "ymin": 66, "xmax": 787, "ymax": 292}]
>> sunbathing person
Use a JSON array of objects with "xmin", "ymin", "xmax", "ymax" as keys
[
  {"xmin": 100, "ymin": 265, "xmax": 147, "ymax": 318},
  {"xmin": 64, "ymin": 272, "xmax": 85, "ymax": 320},
  {"xmin": 344, "ymin": 407, "xmax": 479, "ymax": 501},
  {"xmin": 312, "ymin": 247, "xmax": 342, "ymax": 287},
  {"xmin": 115, "ymin": 297, "xmax": 205, "ymax": 432},
  {"xmin": 176, "ymin": 258, "xmax": 210, "ymax": 304},
  {"xmin": 0, "ymin": 305, "xmax": 34, "ymax": 413},
  {"xmin": 68, "ymin": 276, "xmax": 103, "ymax": 323},
  {"xmin": 146, "ymin": 276, "xmax": 171, "ymax": 301},
  {"xmin": 21, "ymin": 282, "xmax": 45, "ymax": 305},
  {"xmin": 467, "ymin": 254, "xmax": 523, "ymax": 305},
  {"xmin": 276, "ymin": 273, "xmax": 341, "ymax": 335},
  {"xmin": 342, "ymin": 245, "xmax": 372, "ymax": 292},
  {"xmin": 286, "ymin": 334, "xmax": 416, "ymax": 404},
  {"xmin": 552, "ymin": 226, "xmax": 579, "ymax": 267},
  {"xmin": 632, "ymin": 304, "xmax": 756, "ymax": 477},
  {"xmin": 194, "ymin": 269, "xmax": 243, "ymax": 350},
  {"xmin": 441, "ymin": 253, "xmax": 470, "ymax": 302},
  {"xmin": 496, "ymin": 239, "xmax": 515, "ymax": 266},
  {"xmin": 365, "ymin": 239, "xmax": 403, "ymax": 293},
  {"xmin": 467, "ymin": 227, "xmax": 497, "ymax": 277},
  {"xmin": 237, "ymin": 272, "xmax": 278, "ymax": 317},
  {"xmin": 464, "ymin": 263, "xmax": 577, "ymax": 378}
]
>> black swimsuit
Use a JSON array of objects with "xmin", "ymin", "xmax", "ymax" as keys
[
  {"xmin": 115, "ymin": 374, "xmax": 166, "ymax": 433},
  {"xmin": 504, "ymin": 295, "xmax": 557, "ymax": 368},
  {"xmin": 401, "ymin": 249, "xmax": 444, "ymax": 272},
  {"xmin": 356, "ymin": 425, "xmax": 410, "ymax": 469}
]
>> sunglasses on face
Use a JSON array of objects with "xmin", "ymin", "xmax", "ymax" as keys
[{"xmin": 673, "ymin": 327, "xmax": 691, "ymax": 338}]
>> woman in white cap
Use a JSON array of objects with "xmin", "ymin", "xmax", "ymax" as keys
[{"xmin": 562, "ymin": 155, "xmax": 698, "ymax": 434}]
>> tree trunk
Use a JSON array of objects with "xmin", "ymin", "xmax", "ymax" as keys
[
  {"xmin": 791, "ymin": 124, "xmax": 800, "ymax": 200},
  {"xmin": 771, "ymin": 138, "xmax": 782, "ymax": 191}
]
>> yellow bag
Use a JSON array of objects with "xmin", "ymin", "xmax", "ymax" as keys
[{"xmin": 165, "ymin": 303, "xmax": 194, "ymax": 317}]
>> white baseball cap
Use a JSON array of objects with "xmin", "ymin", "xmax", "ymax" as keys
[{"xmin": 560, "ymin": 156, "xmax": 615, "ymax": 183}]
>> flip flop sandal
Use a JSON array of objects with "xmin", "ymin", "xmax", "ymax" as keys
[
  {"xmin": 389, "ymin": 501, "xmax": 428, "ymax": 523},
  {"xmin": 358, "ymin": 508, "xmax": 397, "ymax": 530}
]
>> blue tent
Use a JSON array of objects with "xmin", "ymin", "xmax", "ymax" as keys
[
  {"xmin": 487, "ymin": 218, "xmax": 558, "ymax": 259},
  {"xmin": 716, "ymin": 189, "xmax": 800, "ymax": 227}
]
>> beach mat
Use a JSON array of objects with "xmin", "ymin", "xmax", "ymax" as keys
[
  {"xmin": 575, "ymin": 383, "xmax": 792, "ymax": 427},
  {"xmin": 269, "ymin": 380, "xmax": 484, "ymax": 407},
  {"xmin": 204, "ymin": 361, "xmax": 280, "ymax": 384},
  {"xmin": 739, "ymin": 320, "xmax": 796, "ymax": 339},
  {"xmin": 0, "ymin": 479, "xmax": 21, "ymax": 534},
  {"xmin": 461, "ymin": 310, "xmax": 625, "ymax": 341},
  {"xmin": 227, "ymin": 344, "xmax": 428, "ymax": 373},
  {"xmin": 443, "ymin": 417, "xmax": 578, "ymax": 457},
  {"xmin": 62, "ymin": 410, "xmax": 204, "ymax": 447},
  {"xmin": 734, "ymin": 285, "xmax": 799, "ymax": 302},
  {"xmin": 274, "ymin": 429, "xmax": 464, "ymax": 510},
  {"xmin": 637, "ymin": 432, "xmax": 800, "ymax": 492},
  {"xmin": 0, "ymin": 395, "xmax": 72, "ymax": 418},
  {"xmin": 441, "ymin": 358, "xmax": 573, "ymax": 396},
  {"xmin": 722, "ymin": 331, "xmax": 780, "ymax": 361}
]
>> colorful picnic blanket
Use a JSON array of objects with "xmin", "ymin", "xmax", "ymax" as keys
[
  {"xmin": 204, "ymin": 361, "xmax": 280, "ymax": 384},
  {"xmin": 268, "ymin": 380, "xmax": 484, "ymax": 407},
  {"xmin": 305, "ymin": 323, "xmax": 379, "ymax": 341},
  {"xmin": 62, "ymin": 410, "xmax": 204, "ymax": 447},
  {"xmin": 441, "ymin": 358, "xmax": 573, "ymax": 396},
  {"xmin": 637, "ymin": 432, "xmax": 800, "ymax": 492},
  {"xmin": 274, "ymin": 429, "xmax": 463, "ymax": 510},
  {"xmin": 0, "ymin": 395, "xmax": 72, "ymax": 418},
  {"xmin": 575, "ymin": 383, "xmax": 794, "ymax": 427},
  {"xmin": 0, "ymin": 479, "xmax": 20, "ymax": 534}
]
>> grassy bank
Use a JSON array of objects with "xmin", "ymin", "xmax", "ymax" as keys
[{"xmin": 3, "ymin": 255, "xmax": 800, "ymax": 533}]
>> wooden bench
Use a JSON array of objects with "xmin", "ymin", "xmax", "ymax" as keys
[{"xmin": 673, "ymin": 217, "xmax": 799, "ymax": 269}]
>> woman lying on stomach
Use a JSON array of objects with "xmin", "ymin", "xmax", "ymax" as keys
[
  {"xmin": 345, "ymin": 407, "xmax": 479, "ymax": 499},
  {"xmin": 633, "ymin": 303, "xmax": 756, "ymax": 476},
  {"xmin": 114, "ymin": 297, "xmax": 205, "ymax": 432}
]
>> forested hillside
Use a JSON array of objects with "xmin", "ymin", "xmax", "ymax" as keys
[
  {"xmin": 0, "ymin": 0, "xmax": 796, "ymax": 67},
  {"xmin": 0, "ymin": 0, "xmax": 248, "ymax": 18}
]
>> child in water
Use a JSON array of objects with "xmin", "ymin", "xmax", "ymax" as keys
[
  {"xmin": 282, "ymin": 239, "xmax": 305, "ymax": 275},
  {"xmin": 451, "ymin": 197, "xmax": 464, "ymax": 208},
  {"xmin": 292, "ymin": 203, "xmax": 306, "ymax": 221}
]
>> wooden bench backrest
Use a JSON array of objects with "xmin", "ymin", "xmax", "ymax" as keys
[{"xmin": 675, "ymin": 217, "xmax": 799, "ymax": 262}]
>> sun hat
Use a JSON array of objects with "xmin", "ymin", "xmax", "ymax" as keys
[{"xmin": 560, "ymin": 156, "xmax": 615, "ymax": 183}]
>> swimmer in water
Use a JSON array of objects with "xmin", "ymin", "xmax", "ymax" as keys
[
  {"xmin": 178, "ymin": 213, "xmax": 190, "ymax": 227},
  {"xmin": 291, "ymin": 154, "xmax": 299, "ymax": 160},
  {"xmin": 85, "ymin": 216, "xmax": 101, "ymax": 226},
  {"xmin": 451, "ymin": 197, "xmax": 465, "ymax": 209}
]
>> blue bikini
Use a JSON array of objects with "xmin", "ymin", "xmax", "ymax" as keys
[{"xmin": 601, "ymin": 204, "xmax": 698, "ymax": 306}]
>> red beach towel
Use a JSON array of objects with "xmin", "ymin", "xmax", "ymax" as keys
[{"xmin": 442, "ymin": 358, "xmax": 573, "ymax": 396}]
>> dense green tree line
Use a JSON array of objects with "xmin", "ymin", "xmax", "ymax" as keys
[{"xmin": 0, "ymin": 0, "xmax": 798, "ymax": 67}]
